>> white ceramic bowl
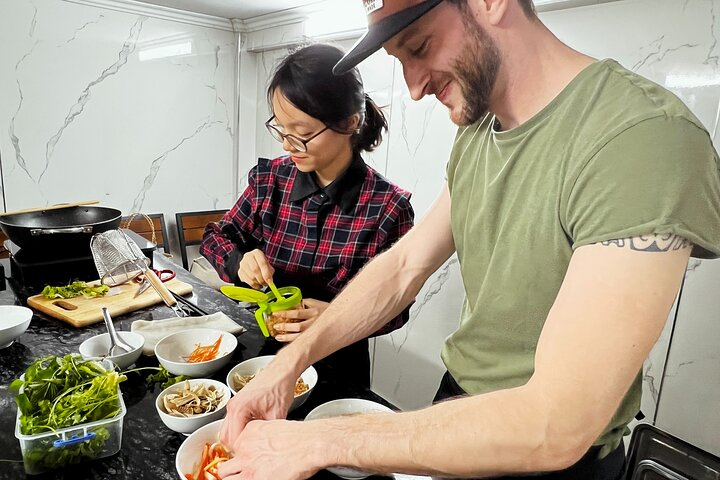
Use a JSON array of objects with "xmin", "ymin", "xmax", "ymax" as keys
[
  {"xmin": 175, "ymin": 419, "xmax": 225, "ymax": 480},
  {"xmin": 156, "ymin": 378, "xmax": 231, "ymax": 435},
  {"xmin": 305, "ymin": 398, "xmax": 394, "ymax": 480},
  {"xmin": 225, "ymin": 355, "xmax": 317, "ymax": 412},
  {"xmin": 0, "ymin": 305, "xmax": 32, "ymax": 349},
  {"xmin": 155, "ymin": 328, "xmax": 237, "ymax": 377},
  {"xmin": 78, "ymin": 331, "xmax": 144, "ymax": 369}
]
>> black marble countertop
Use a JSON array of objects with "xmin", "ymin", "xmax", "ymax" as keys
[{"xmin": 0, "ymin": 254, "xmax": 410, "ymax": 480}]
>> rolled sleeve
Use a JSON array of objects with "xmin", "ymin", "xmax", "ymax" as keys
[{"xmin": 563, "ymin": 117, "xmax": 720, "ymax": 258}]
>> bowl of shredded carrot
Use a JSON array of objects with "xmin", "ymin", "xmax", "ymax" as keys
[
  {"xmin": 155, "ymin": 328, "xmax": 238, "ymax": 377},
  {"xmin": 175, "ymin": 419, "xmax": 231, "ymax": 480}
]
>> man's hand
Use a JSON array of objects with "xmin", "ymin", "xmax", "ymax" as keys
[
  {"xmin": 238, "ymin": 249, "xmax": 275, "ymax": 289},
  {"xmin": 219, "ymin": 362, "xmax": 297, "ymax": 450},
  {"xmin": 218, "ymin": 419, "xmax": 323, "ymax": 480},
  {"xmin": 273, "ymin": 299, "xmax": 329, "ymax": 342}
]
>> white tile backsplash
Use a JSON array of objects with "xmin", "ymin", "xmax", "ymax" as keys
[
  {"xmin": 0, "ymin": 0, "xmax": 236, "ymax": 257},
  {"xmin": 654, "ymin": 258, "xmax": 720, "ymax": 456}
]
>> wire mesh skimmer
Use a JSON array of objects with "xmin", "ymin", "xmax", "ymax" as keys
[{"xmin": 90, "ymin": 229, "xmax": 188, "ymax": 317}]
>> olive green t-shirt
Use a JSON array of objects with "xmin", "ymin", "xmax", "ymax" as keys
[{"xmin": 443, "ymin": 59, "xmax": 720, "ymax": 456}]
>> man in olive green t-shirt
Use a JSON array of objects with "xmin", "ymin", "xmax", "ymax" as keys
[
  {"xmin": 444, "ymin": 57, "xmax": 720, "ymax": 464},
  {"xmin": 216, "ymin": 1, "xmax": 720, "ymax": 480}
]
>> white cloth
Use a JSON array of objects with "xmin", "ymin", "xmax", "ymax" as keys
[
  {"xmin": 131, "ymin": 311, "xmax": 246, "ymax": 356},
  {"xmin": 189, "ymin": 256, "xmax": 233, "ymax": 291}
]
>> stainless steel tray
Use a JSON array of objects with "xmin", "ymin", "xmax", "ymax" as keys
[{"xmin": 627, "ymin": 424, "xmax": 720, "ymax": 479}]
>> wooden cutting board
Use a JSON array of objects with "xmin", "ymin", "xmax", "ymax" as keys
[{"xmin": 27, "ymin": 278, "xmax": 193, "ymax": 328}]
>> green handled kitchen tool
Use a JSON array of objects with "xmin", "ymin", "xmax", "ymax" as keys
[
  {"xmin": 268, "ymin": 282, "xmax": 283, "ymax": 301},
  {"xmin": 221, "ymin": 285, "xmax": 302, "ymax": 337}
]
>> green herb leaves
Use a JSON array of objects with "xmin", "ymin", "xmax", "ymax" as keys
[
  {"xmin": 145, "ymin": 365, "xmax": 188, "ymax": 389},
  {"xmin": 41, "ymin": 281, "xmax": 110, "ymax": 300},
  {"xmin": 23, "ymin": 427, "xmax": 111, "ymax": 472},
  {"xmin": 11, "ymin": 354, "xmax": 126, "ymax": 435}
]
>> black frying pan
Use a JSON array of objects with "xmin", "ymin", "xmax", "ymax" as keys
[{"xmin": 0, "ymin": 206, "xmax": 121, "ymax": 253}]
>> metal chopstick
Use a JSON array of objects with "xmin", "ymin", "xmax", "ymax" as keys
[{"xmin": 169, "ymin": 291, "xmax": 211, "ymax": 317}]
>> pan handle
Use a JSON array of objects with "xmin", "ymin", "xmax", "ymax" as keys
[{"xmin": 30, "ymin": 226, "xmax": 93, "ymax": 235}]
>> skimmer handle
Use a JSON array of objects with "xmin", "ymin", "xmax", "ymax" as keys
[{"xmin": 145, "ymin": 268, "xmax": 177, "ymax": 307}]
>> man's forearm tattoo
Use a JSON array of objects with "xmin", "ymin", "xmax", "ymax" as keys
[{"xmin": 600, "ymin": 234, "xmax": 691, "ymax": 252}]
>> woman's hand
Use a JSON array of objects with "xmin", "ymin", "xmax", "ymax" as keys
[
  {"xmin": 273, "ymin": 299, "xmax": 329, "ymax": 342},
  {"xmin": 238, "ymin": 249, "xmax": 275, "ymax": 289}
]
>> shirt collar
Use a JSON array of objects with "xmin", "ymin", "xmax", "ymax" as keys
[{"xmin": 289, "ymin": 154, "xmax": 367, "ymax": 214}]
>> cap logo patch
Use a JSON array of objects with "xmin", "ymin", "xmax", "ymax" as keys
[{"xmin": 363, "ymin": 0, "xmax": 384, "ymax": 14}]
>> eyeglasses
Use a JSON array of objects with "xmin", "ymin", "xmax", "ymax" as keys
[{"xmin": 265, "ymin": 116, "xmax": 330, "ymax": 153}]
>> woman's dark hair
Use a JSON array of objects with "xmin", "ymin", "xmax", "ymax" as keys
[{"xmin": 267, "ymin": 43, "xmax": 387, "ymax": 153}]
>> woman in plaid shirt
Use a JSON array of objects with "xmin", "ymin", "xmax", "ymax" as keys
[{"xmin": 201, "ymin": 44, "xmax": 415, "ymax": 387}]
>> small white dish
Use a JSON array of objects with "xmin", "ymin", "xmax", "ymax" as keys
[
  {"xmin": 305, "ymin": 398, "xmax": 394, "ymax": 479},
  {"xmin": 175, "ymin": 419, "xmax": 225, "ymax": 480},
  {"xmin": 155, "ymin": 328, "xmax": 237, "ymax": 377},
  {"xmin": 225, "ymin": 355, "xmax": 317, "ymax": 412},
  {"xmin": 0, "ymin": 306, "xmax": 32, "ymax": 349},
  {"xmin": 78, "ymin": 331, "xmax": 144, "ymax": 369},
  {"xmin": 156, "ymin": 378, "xmax": 231, "ymax": 436}
]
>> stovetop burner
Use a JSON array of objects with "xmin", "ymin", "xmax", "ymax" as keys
[{"xmin": 7, "ymin": 229, "xmax": 156, "ymax": 300}]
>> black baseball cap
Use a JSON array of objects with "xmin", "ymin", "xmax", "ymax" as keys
[{"xmin": 333, "ymin": 0, "xmax": 444, "ymax": 75}]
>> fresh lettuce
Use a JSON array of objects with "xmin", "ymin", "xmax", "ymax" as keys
[
  {"xmin": 41, "ymin": 281, "xmax": 109, "ymax": 300},
  {"xmin": 10, "ymin": 355, "xmax": 126, "ymax": 472},
  {"xmin": 10, "ymin": 354, "xmax": 125, "ymax": 435}
]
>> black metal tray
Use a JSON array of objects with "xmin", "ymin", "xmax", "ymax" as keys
[{"xmin": 627, "ymin": 424, "xmax": 720, "ymax": 479}]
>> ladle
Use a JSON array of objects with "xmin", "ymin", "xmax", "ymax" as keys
[{"xmin": 102, "ymin": 307, "xmax": 133, "ymax": 356}]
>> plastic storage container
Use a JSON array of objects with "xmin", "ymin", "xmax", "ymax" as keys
[{"xmin": 13, "ymin": 362, "xmax": 126, "ymax": 475}]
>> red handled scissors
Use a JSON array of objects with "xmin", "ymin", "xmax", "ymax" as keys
[{"xmin": 133, "ymin": 269, "xmax": 176, "ymax": 298}]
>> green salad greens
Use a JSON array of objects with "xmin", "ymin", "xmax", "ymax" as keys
[
  {"xmin": 11, "ymin": 354, "xmax": 125, "ymax": 434},
  {"xmin": 10, "ymin": 355, "xmax": 126, "ymax": 473},
  {"xmin": 22, "ymin": 427, "xmax": 110, "ymax": 473},
  {"xmin": 144, "ymin": 365, "xmax": 188, "ymax": 389},
  {"xmin": 41, "ymin": 281, "xmax": 109, "ymax": 300}
]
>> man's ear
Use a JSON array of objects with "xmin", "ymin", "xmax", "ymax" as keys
[{"xmin": 482, "ymin": 0, "xmax": 510, "ymax": 26}]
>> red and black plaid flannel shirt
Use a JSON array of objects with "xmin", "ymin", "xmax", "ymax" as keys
[{"xmin": 200, "ymin": 155, "xmax": 415, "ymax": 335}]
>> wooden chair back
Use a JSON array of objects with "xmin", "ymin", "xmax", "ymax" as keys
[{"xmin": 175, "ymin": 209, "xmax": 228, "ymax": 269}]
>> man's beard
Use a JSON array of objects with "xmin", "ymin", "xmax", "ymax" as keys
[{"xmin": 451, "ymin": 18, "xmax": 502, "ymax": 126}]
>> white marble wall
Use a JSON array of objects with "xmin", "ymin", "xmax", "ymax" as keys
[
  {"xmin": 241, "ymin": 0, "xmax": 720, "ymax": 453},
  {"xmin": 372, "ymin": 58, "xmax": 463, "ymax": 411},
  {"xmin": 0, "ymin": 0, "xmax": 237, "ymax": 257},
  {"xmin": 655, "ymin": 257, "xmax": 720, "ymax": 456}
]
